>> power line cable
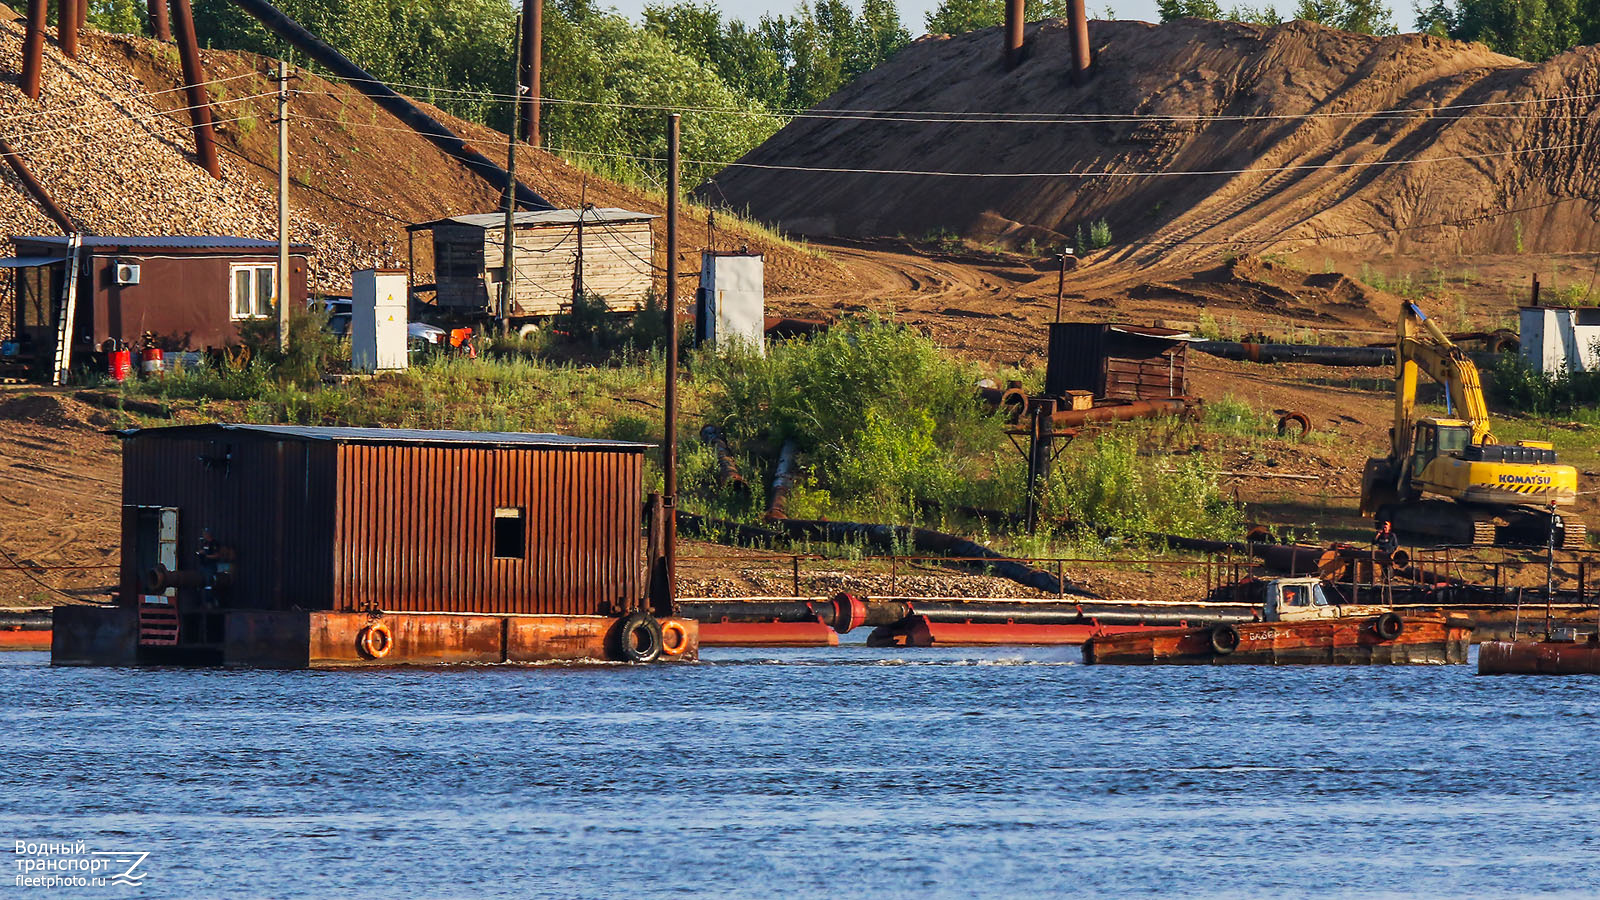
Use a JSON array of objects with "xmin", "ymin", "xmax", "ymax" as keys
[
  {"xmin": 324, "ymin": 74, "xmax": 1600, "ymax": 123},
  {"xmin": 0, "ymin": 71, "xmax": 261, "ymax": 125},
  {"xmin": 546, "ymin": 138, "xmax": 1597, "ymax": 179},
  {"xmin": 3, "ymin": 91, "xmax": 276, "ymax": 144}
]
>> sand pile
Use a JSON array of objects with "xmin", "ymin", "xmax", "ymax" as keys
[{"xmin": 708, "ymin": 19, "xmax": 1600, "ymax": 264}]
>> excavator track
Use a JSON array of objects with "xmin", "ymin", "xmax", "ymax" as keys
[
  {"xmin": 1559, "ymin": 516, "xmax": 1588, "ymax": 550},
  {"xmin": 1381, "ymin": 501, "xmax": 1585, "ymax": 550}
]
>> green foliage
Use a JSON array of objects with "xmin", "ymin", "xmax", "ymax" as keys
[
  {"xmin": 701, "ymin": 317, "xmax": 1005, "ymax": 519},
  {"xmin": 1293, "ymin": 0, "xmax": 1395, "ymax": 32},
  {"xmin": 1047, "ymin": 430, "xmax": 1243, "ymax": 540},
  {"xmin": 186, "ymin": 0, "xmax": 910, "ymax": 188},
  {"xmin": 234, "ymin": 304, "xmax": 345, "ymax": 388},
  {"xmin": 88, "ymin": 0, "xmax": 153, "ymax": 34},
  {"xmin": 1488, "ymin": 351, "xmax": 1600, "ymax": 417},
  {"xmin": 1088, "ymin": 218, "xmax": 1113, "ymax": 249},
  {"xmin": 1416, "ymin": 0, "xmax": 1593, "ymax": 60},
  {"xmin": 925, "ymin": 0, "xmax": 1081, "ymax": 33},
  {"xmin": 1159, "ymin": 0, "xmax": 1223, "ymax": 19}
]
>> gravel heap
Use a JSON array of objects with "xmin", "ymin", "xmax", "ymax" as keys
[{"xmin": 0, "ymin": 19, "xmax": 368, "ymax": 289}]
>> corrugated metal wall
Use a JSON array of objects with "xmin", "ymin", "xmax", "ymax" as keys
[
  {"xmin": 332, "ymin": 444, "xmax": 643, "ymax": 615},
  {"xmin": 120, "ymin": 435, "xmax": 338, "ymax": 609},
  {"xmin": 1045, "ymin": 323, "xmax": 1188, "ymax": 401}
]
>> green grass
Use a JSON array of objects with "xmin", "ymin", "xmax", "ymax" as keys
[{"xmin": 108, "ymin": 322, "xmax": 1272, "ymax": 554}]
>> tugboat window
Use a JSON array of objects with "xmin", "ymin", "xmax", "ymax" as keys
[{"xmin": 493, "ymin": 507, "xmax": 525, "ymax": 559}]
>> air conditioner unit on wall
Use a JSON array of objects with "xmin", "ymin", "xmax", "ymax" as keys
[{"xmin": 114, "ymin": 261, "xmax": 140, "ymax": 285}]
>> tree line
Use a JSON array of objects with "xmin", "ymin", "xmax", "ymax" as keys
[{"xmin": 78, "ymin": 0, "xmax": 1600, "ymax": 190}]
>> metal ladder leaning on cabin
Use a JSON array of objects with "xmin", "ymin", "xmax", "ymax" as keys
[{"xmin": 50, "ymin": 232, "xmax": 83, "ymax": 386}]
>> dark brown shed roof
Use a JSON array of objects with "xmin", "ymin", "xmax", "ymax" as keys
[{"xmin": 117, "ymin": 423, "xmax": 650, "ymax": 451}]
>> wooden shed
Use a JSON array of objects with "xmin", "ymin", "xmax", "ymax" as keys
[
  {"xmin": 409, "ymin": 208, "xmax": 657, "ymax": 317},
  {"xmin": 1044, "ymin": 322, "xmax": 1193, "ymax": 401}
]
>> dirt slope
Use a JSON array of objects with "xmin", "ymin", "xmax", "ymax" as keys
[{"xmin": 709, "ymin": 19, "xmax": 1600, "ymax": 266}]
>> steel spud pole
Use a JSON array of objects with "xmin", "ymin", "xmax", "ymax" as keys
[{"xmin": 664, "ymin": 113, "xmax": 680, "ymax": 609}]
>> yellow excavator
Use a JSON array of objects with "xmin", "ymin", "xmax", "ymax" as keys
[{"xmin": 1360, "ymin": 302, "xmax": 1584, "ymax": 548}]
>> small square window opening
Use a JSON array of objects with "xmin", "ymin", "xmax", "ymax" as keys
[{"xmin": 493, "ymin": 507, "xmax": 525, "ymax": 559}]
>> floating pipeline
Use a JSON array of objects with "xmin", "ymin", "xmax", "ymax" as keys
[
  {"xmin": 0, "ymin": 608, "xmax": 51, "ymax": 651},
  {"xmin": 1478, "ymin": 636, "xmax": 1600, "ymax": 675},
  {"xmin": 864, "ymin": 599, "xmax": 1259, "ymax": 646}
]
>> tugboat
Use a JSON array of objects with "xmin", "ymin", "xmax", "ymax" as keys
[{"xmin": 1082, "ymin": 576, "xmax": 1471, "ymax": 665}]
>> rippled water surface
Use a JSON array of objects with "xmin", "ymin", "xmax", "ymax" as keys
[{"xmin": 3, "ymin": 644, "xmax": 1598, "ymax": 898}]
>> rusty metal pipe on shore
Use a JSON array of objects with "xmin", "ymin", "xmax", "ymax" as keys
[
  {"xmin": 1067, "ymin": 0, "xmax": 1091, "ymax": 81},
  {"xmin": 519, "ymin": 0, "xmax": 540, "ymax": 145},
  {"xmin": 148, "ymin": 0, "xmax": 172, "ymax": 40},
  {"xmin": 226, "ymin": 0, "xmax": 551, "ymax": 210},
  {"xmin": 1003, "ymin": 0, "xmax": 1024, "ymax": 68},
  {"xmin": 0, "ymin": 137, "xmax": 77, "ymax": 233},
  {"xmin": 1047, "ymin": 396, "xmax": 1196, "ymax": 428},
  {"xmin": 765, "ymin": 439, "xmax": 798, "ymax": 520},
  {"xmin": 59, "ymin": 0, "xmax": 79, "ymax": 59},
  {"xmin": 21, "ymin": 0, "xmax": 45, "ymax": 99},
  {"xmin": 170, "ymin": 0, "xmax": 221, "ymax": 179},
  {"xmin": 699, "ymin": 425, "xmax": 747, "ymax": 493}
]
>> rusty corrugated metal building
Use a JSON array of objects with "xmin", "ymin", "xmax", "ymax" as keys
[
  {"xmin": 1045, "ymin": 322, "xmax": 1192, "ymax": 401},
  {"xmin": 119, "ymin": 424, "xmax": 648, "ymax": 617}
]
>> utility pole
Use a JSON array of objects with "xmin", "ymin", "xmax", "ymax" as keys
[
  {"xmin": 500, "ymin": 12, "xmax": 523, "ymax": 337},
  {"xmin": 664, "ymin": 113, "xmax": 680, "ymax": 610},
  {"xmin": 277, "ymin": 59, "xmax": 291, "ymax": 353},
  {"xmin": 520, "ymin": 0, "xmax": 541, "ymax": 146}
]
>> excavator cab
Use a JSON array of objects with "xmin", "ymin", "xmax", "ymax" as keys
[{"xmin": 1409, "ymin": 419, "xmax": 1471, "ymax": 481}]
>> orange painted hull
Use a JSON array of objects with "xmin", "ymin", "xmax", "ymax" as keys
[
  {"xmin": 51, "ymin": 606, "xmax": 699, "ymax": 667},
  {"xmin": 1082, "ymin": 615, "xmax": 1470, "ymax": 666},
  {"xmin": 0, "ymin": 627, "xmax": 51, "ymax": 651}
]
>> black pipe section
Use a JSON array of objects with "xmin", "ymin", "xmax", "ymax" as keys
[
  {"xmin": 226, "ymin": 0, "xmax": 552, "ymax": 210},
  {"xmin": 677, "ymin": 600, "xmax": 829, "ymax": 625},
  {"xmin": 1195, "ymin": 341, "xmax": 1395, "ymax": 367},
  {"xmin": 908, "ymin": 600, "xmax": 1253, "ymax": 626}
]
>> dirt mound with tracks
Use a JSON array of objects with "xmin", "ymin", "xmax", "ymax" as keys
[{"xmin": 710, "ymin": 19, "xmax": 1600, "ymax": 266}]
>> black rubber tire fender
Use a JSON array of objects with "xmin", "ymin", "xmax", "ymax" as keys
[
  {"xmin": 1210, "ymin": 624, "xmax": 1241, "ymax": 655},
  {"xmin": 613, "ymin": 611, "xmax": 664, "ymax": 663},
  {"xmin": 1372, "ymin": 612, "xmax": 1404, "ymax": 640}
]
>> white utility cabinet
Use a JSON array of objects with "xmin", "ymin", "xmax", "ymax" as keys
[{"xmin": 352, "ymin": 268, "xmax": 408, "ymax": 372}]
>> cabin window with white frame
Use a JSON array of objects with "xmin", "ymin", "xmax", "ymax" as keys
[{"xmin": 230, "ymin": 264, "xmax": 275, "ymax": 319}]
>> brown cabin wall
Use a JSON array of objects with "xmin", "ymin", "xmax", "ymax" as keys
[
  {"xmin": 119, "ymin": 435, "xmax": 338, "ymax": 610},
  {"xmin": 12, "ymin": 242, "xmax": 310, "ymax": 351},
  {"xmin": 332, "ymin": 444, "xmax": 644, "ymax": 615}
]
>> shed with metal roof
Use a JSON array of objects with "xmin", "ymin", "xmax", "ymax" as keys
[
  {"xmin": 7, "ymin": 235, "xmax": 312, "ymax": 376},
  {"xmin": 406, "ymin": 208, "xmax": 657, "ymax": 317},
  {"xmin": 1045, "ymin": 322, "xmax": 1195, "ymax": 401},
  {"xmin": 116, "ymin": 424, "xmax": 651, "ymax": 646}
]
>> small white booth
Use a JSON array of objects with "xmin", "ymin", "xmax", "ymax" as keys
[
  {"xmin": 1519, "ymin": 306, "xmax": 1600, "ymax": 375},
  {"xmin": 352, "ymin": 268, "xmax": 408, "ymax": 373},
  {"xmin": 697, "ymin": 251, "xmax": 764, "ymax": 355}
]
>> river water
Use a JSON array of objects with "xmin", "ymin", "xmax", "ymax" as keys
[{"xmin": 3, "ymin": 644, "xmax": 1597, "ymax": 898}]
